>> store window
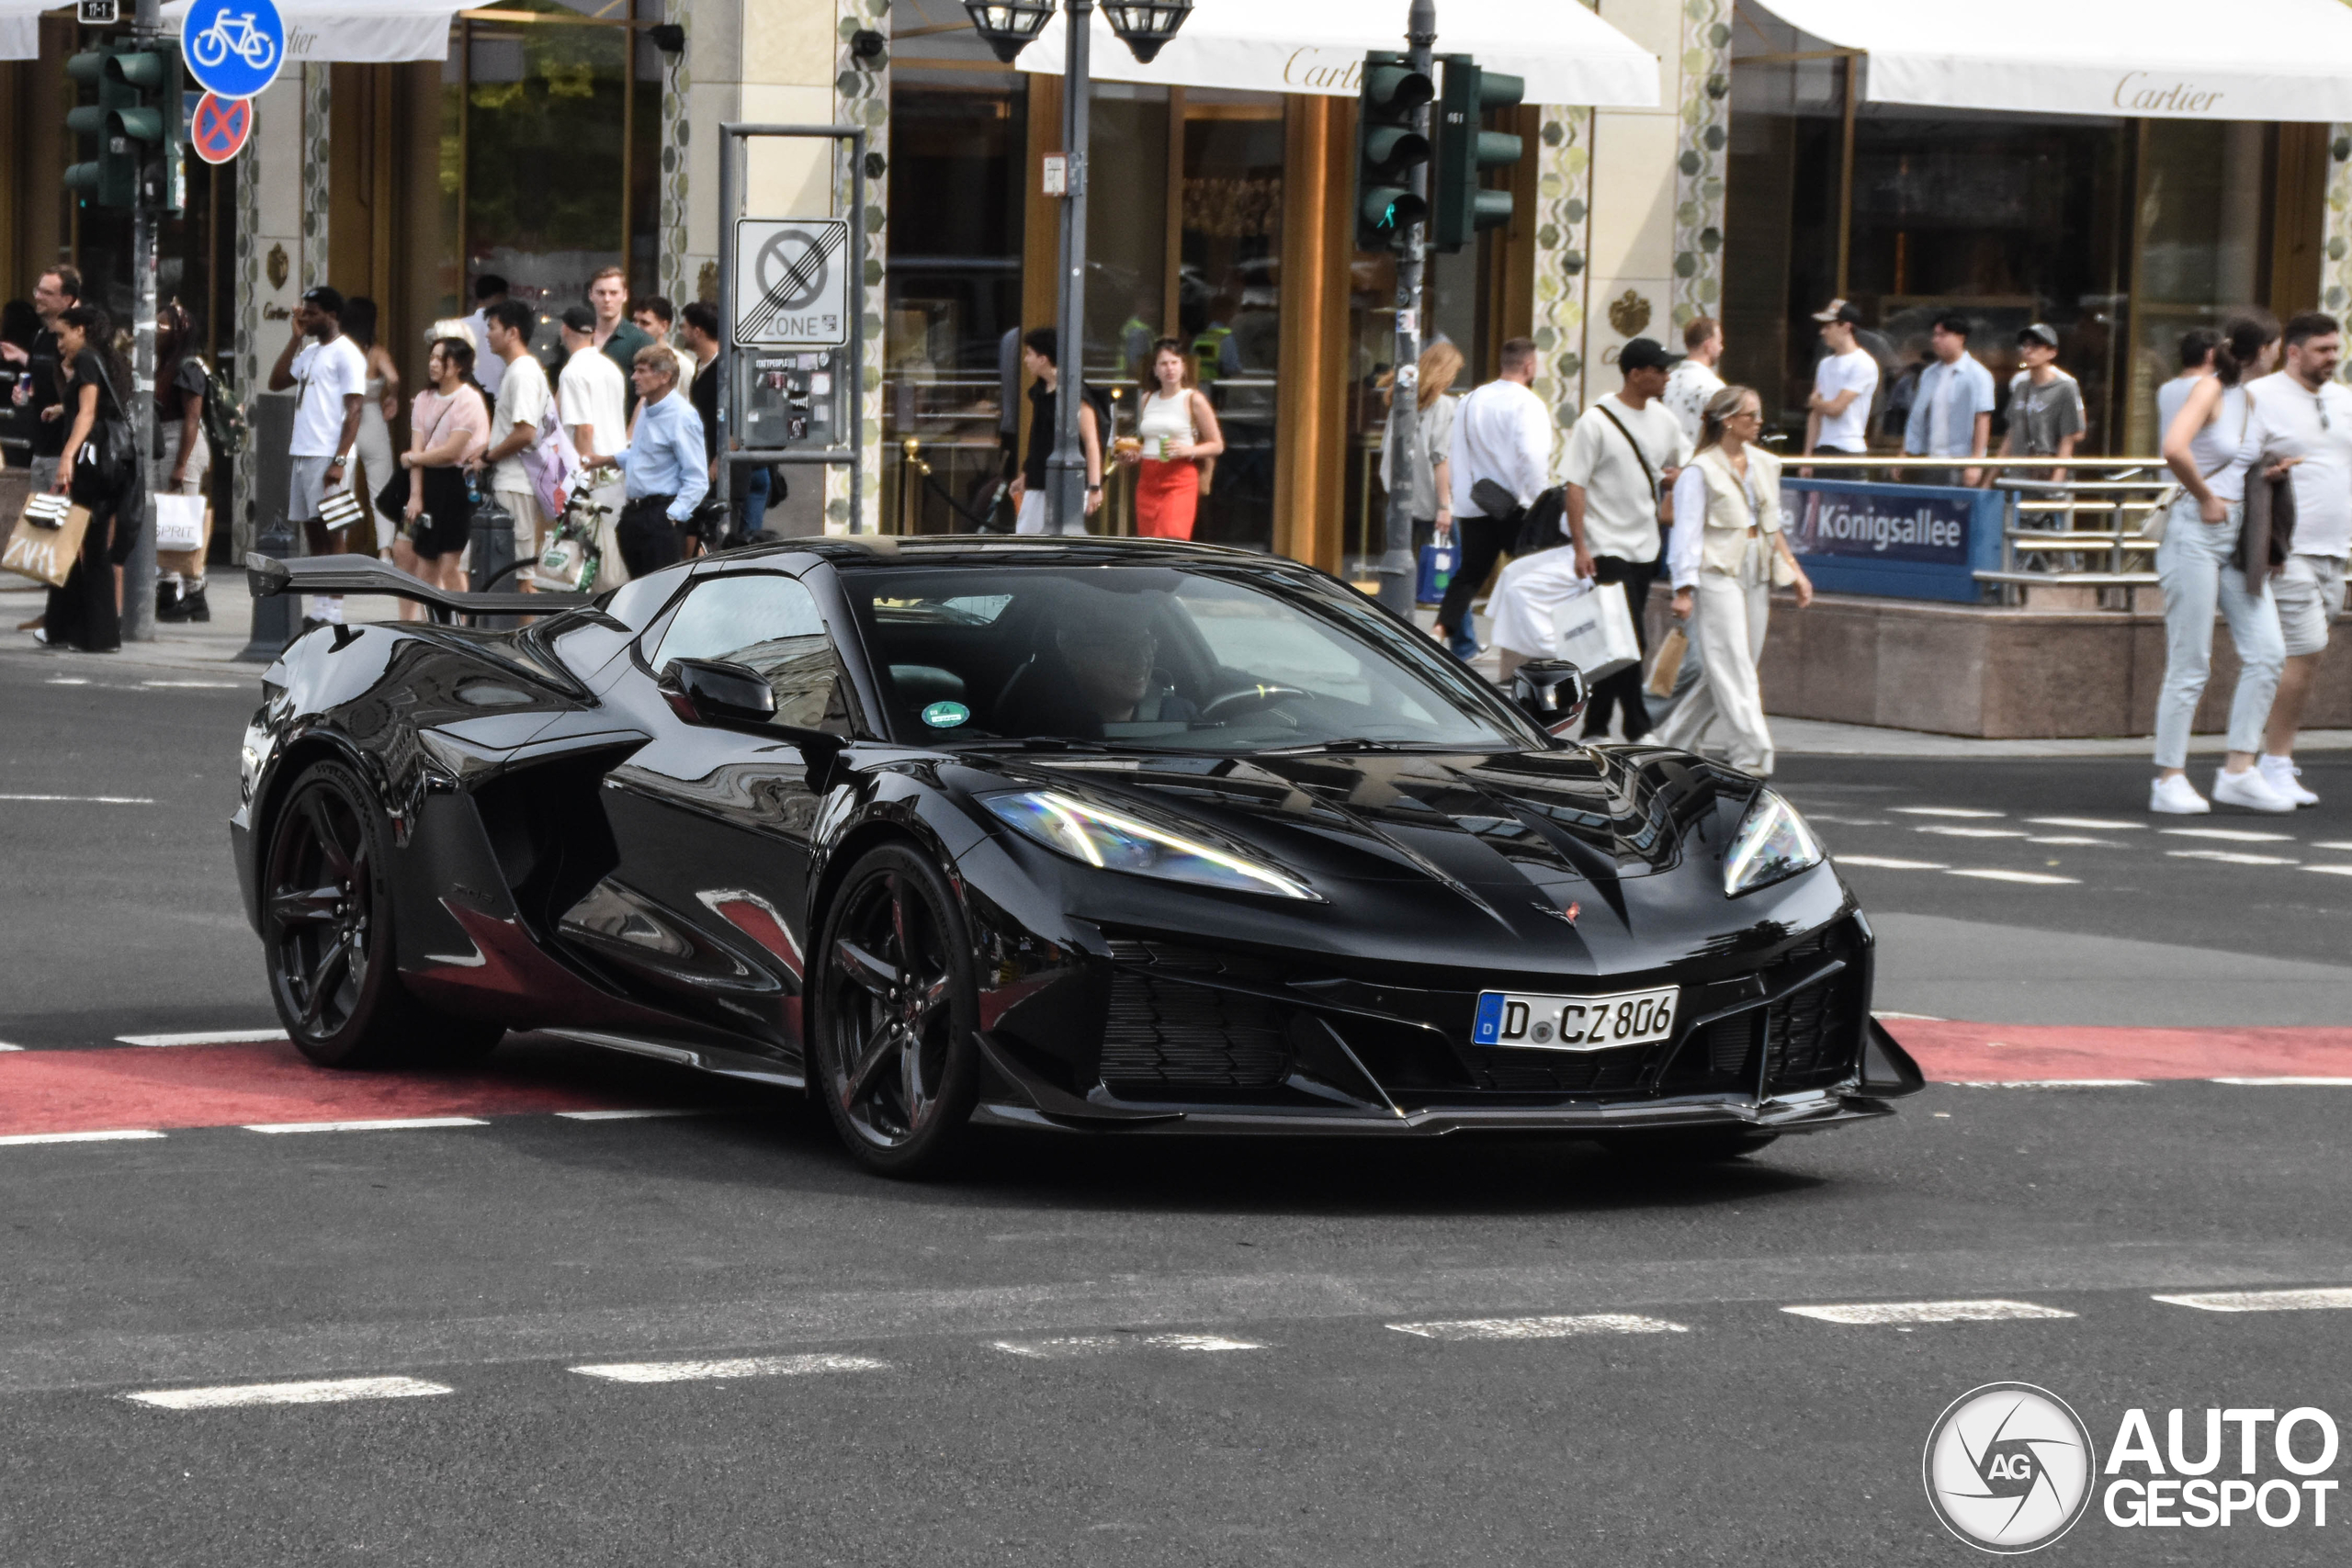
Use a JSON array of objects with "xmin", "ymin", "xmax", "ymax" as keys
[
  {"xmin": 1179, "ymin": 99, "xmax": 1285, "ymax": 549},
  {"xmin": 443, "ymin": 0, "xmax": 662, "ymax": 319}
]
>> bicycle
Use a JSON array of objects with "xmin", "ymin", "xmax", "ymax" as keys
[{"xmin": 188, "ymin": 11, "xmax": 277, "ymax": 74}]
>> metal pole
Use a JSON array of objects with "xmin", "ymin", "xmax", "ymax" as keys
[
  {"xmin": 1046, "ymin": 0, "xmax": 1092, "ymax": 535},
  {"xmin": 1376, "ymin": 0, "xmax": 1436, "ymax": 615},
  {"xmin": 122, "ymin": 0, "xmax": 164, "ymax": 641},
  {"xmin": 716, "ymin": 127, "xmax": 734, "ymax": 513},
  {"xmin": 850, "ymin": 125, "xmax": 866, "ymax": 534}
]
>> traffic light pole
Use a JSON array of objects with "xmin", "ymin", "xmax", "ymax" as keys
[
  {"xmin": 120, "ymin": 0, "xmax": 164, "ymax": 642},
  {"xmin": 1377, "ymin": 0, "xmax": 1436, "ymax": 616},
  {"xmin": 1045, "ymin": 0, "xmax": 1093, "ymax": 536}
]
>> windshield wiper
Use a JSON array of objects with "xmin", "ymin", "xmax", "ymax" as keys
[{"xmin": 1260, "ymin": 738, "xmax": 1488, "ymax": 756}]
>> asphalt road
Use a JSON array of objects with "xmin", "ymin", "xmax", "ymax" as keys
[{"xmin": 5, "ymin": 649, "xmax": 2350, "ymax": 1565}]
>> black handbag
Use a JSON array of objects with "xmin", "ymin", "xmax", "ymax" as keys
[
  {"xmin": 375, "ymin": 470, "xmax": 409, "ymax": 527},
  {"xmin": 76, "ymin": 357, "xmax": 139, "ymax": 499}
]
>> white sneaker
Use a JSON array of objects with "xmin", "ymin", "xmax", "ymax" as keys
[
  {"xmin": 2150, "ymin": 773, "xmax": 2211, "ymax": 815},
  {"xmin": 2258, "ymin": 754, "xmax": 2320, "ymax": 807},
  {"xmin": 2211, "ymin": 766, "xmax": 2297, "ymax": 814}
]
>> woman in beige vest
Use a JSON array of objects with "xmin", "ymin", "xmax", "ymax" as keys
[{"xmin": 1656, "ymin": 384, "xmax": 1812, "ymax": 775}]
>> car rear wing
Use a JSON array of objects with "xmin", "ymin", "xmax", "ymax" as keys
[{"xmin": 245, "ymin": 553, "xmax": 597, "ymax": 622}]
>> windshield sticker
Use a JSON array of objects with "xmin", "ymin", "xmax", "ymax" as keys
[{"xmin": 922, "ymin": 701, "xmax": 971, "ymax": 728}]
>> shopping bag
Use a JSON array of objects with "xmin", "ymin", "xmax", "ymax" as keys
[
  {"xmin": 1552, "ymin": 577, "xmax": 1641, "ymax": 682},
  {"xmin": 153, "ymin": 492, "xmax": 207, "ymax": 552},
  {"xmin": 1645, "ymin": 625, "xmax": 1689, "ymax": 698},
  {"xmin": 1416, "ymin": 539, "xmax": 1457, "ymax": 605},
  {"xmin": 2, "ymin": 492, "xmax": 92, "ymax": 588},
  {"xmin": 318, "ymin": 487, "xmax": 368, "ymax": 534}
]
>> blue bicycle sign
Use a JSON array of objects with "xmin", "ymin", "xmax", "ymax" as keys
[{"xmin": 180, "ymin": 0, "xmax": 286, "ymax": 100}]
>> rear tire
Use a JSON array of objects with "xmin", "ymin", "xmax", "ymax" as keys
[
  {"xmin": 262, "ymin": 760, "xmax": 503, "ymax": 1068},
  {"xmin": 811, "ymin": 844, "xmax": 981, "ymax": 1178}
]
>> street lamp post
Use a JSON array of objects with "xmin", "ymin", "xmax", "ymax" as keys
[{"xmin": 964, "ymin": 0, "xmax": 1192, "ymax": 534}]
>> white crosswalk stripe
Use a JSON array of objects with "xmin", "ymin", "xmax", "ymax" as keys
[
  {"xmin": 1782, "ymin": 1300, "xmax": 2075, "ymax": 1325},
  {"xmin": 1385, "ymin": 1314, "xmax": 1690, "ymax": 1341},
  {"xmin": 242, "ymin": 1117, "xmax": 489, "ymax": 1134},
  {"xmin": 1944, "ymin": 869, "xmax": 2079, "ymax": 885},
  {"xmin": 125, "ymin": 1376, "xmax": 453, "ymax": 1410},
  {"xmin": 2152, "ymin": 1288, "xmax": 2352, "ymax": 1313},
  {"xmin": 2169, "ymin": 850, "xmax": 2298, "ymax": 866},
  {"xmin": 2158, "ymin": 827, "xmax": 2295, "ymax": 842},
  {"xmin": 2025, "ymin": 817, "xmax": 2145, "ymax": 830},
  {"xmin": 571, "ymin": 1354, "xmax": 889, "ymax": 1382},
  {"xmin": 1837, "ymin": 856, "xmax": 1946, "ymax": 870},
  {"xmin": 0, "ymin": 1128, "xmax": 167, "ymax": 1146},
  {"xmin": 1891, "ymin": 807, "xmax": 2006, "ymax": 818},
  {"xmin": 991, "ymin": 1333, "xmax": 1265, "ymax": 1359},
  {"xmin": 2211, "ymin": 1077, "xmax": 2352, "ymax": 1086},
  {"xmin": 1916, "ymin": 826, "xmax": 2029, "ymax": 838}
]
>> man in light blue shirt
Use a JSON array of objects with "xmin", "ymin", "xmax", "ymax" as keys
[
  {"xmin": 590, "ymin": 345, "xmax": 708, "ymax": 576},
  {"xmin": 1902, "ymin": 311, "xmax": 1996, "ymax": 486}
]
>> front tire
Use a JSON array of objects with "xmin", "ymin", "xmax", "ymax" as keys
[
  {"xmin": 811, "ymin": 844, "xmax": 981, "ymax": 1177},
  {"xmin": 262, "ymin": 760, "xmax": 503, "ymax": 1068}
]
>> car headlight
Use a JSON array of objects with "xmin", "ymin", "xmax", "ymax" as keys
[
  {"xmin": 980, "ymin": 789, "xmax": 1320, "ymax": 901},
  {"xmin": 1723, "ymin": 789, "xmax": 1823, "ymax": 897}
]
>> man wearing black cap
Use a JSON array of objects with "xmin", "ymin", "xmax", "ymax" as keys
[
  {"xmin": 1487, "ymin": 335, "xmax": 1690, "ymax": 740},
  {"xmin": 1804, "ymin": 299, "xmax": 1879, "ymax": 461}
]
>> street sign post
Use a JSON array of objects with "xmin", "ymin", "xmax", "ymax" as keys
[
  {"xmin": 189, "ymin": 90, "xmax": 251, "ymax": 163},
  {"xmin": 178, "ymin": 0, "xmax": 283, "ymax": 101}
]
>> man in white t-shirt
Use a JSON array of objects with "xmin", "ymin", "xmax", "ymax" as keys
[
  {"xmin": 1437, "ymin": 335, "xmax": 1553, "ymax": 658},
  {"xmin": 1804, "ymin": 299, "xmax": 1880, "ymax": 460},
  {"xmin": 1487, "ymin": 337, "xmax": 1692, "ymax": 739},
  {"xmin": 1661, "ymin": 316, "xmax": 1725, "ymax": 445},
  {"xmin": 266, "ymin": 285, "xmax": 368, "ymax": 626},
  {"xmin": 557, "ymin": 304, "xmax": 628, "ymax": 539},
  {"xmin": 2243, "ymin": 311, "xmax": 2352, "ymax": 806},
  {"xmin": 478, "ymin": 298, "xmax": 553, "ymax": 582}
]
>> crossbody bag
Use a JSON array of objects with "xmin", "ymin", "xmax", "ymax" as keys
[{"xmin": 1594, "ymin": 403, "xmax": 1671, "ymax": 527}]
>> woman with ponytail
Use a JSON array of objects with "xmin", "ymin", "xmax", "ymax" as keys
[
  {"xmin": 1655, "ymin": 384, "xmax": 1812, "ymax": 775},
  {"xmin": 2154, "ymin": 310, "xmax": 2291, "ymax": 814}
]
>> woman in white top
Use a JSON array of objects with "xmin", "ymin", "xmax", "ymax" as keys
[
  {"xmin": 1379, "ymin": 340, "xmax": 1464, "ymax": 635},
  {"xmin": 1120, "ymin": 338, "xmax": 1224, "ymax": 538},
  {"xmin": 339, "ymin": 297, "xmax": 403, "ymax": 556},
  {"xmin": 1656, "ymin": 385, "xmax": 1813, "ymax": 776},
  {"xmin": 2154, "ymin": 312, "xmax": 2291, "ymax": 815}
]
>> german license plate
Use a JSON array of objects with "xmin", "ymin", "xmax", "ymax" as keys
[{"xmin": 1472, "ymin": 986, "xmax": 1679, "ymax": 1052}]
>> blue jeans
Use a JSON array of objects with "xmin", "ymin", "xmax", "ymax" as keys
[
  {"xmin": 739, "ymin": 464, "xmax": 771, "ymax": 539},
  {"xmin": 2154, "ymin": 496, "xmax": 2284, "ymax": 769}
]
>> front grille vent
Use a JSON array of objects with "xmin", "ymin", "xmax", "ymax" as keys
[{"xmin": 1101, "ymin": 940, "xmax": 1290, "ymax": 1088}]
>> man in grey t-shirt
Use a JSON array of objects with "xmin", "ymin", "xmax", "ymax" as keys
[{"xmin": 2001, "ymin": 323, "xmax": 2085, "ymax": 471}]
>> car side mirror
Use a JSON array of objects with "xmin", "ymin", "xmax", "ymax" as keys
[
  {"xmin": 659, "ymin": 658, "xmax": 776, "ymax": 730},
  {"xmin": 1510, "ymin": 659, "xmax": 1589, "ymax": 736}
]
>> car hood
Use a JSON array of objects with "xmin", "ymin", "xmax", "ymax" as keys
[{"xmin": 951, "ymin": 745, "xmax": 1752, "ymax": 904}]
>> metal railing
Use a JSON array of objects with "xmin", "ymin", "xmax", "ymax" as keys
[{"xmin": 1791, "ymin": 454, "xmax": 2178, "ymax": 603}]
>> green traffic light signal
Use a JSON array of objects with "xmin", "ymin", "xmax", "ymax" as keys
[
  {"xmin": 1354, "ymin": 51, "xmax": 1434, "ymax": 254},
  {"xmin": 1432, "ymin": 57, "xmax": 1526, "ymax": 254},
  {"xmin": 62, "ymin": 44, "xmax": 182, "ymax": 212}
]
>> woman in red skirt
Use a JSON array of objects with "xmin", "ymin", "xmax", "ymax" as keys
[{"xmin": 1124, "ymin": 338, "xmax": 1224, "ymax": 539}]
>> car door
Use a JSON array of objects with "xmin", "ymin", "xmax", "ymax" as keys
[{"xmin": 572, "ymin": 570, "xmax": 852, "ymax": 1061}]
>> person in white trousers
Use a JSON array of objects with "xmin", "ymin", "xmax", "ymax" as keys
[{"xmin": 1657, "ymin": 386, "xmax": 1813, "ymax": 776}]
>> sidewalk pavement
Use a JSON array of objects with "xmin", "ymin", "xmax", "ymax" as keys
[{"xmin": 11, "ymin": 580, "xmax": 2345, "ymax": 761}]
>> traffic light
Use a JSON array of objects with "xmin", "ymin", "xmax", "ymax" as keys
[
  {"xmin": 62, "ymin": 43, "xmax": 182, "ymax": 212},
  {"xmin": 1431, "ymin": 57, "xmax": 1525, "ymax": 254},
  {"xmin": 1353, "ymin": 50, "xmax": 1433, "ymax": 253}
]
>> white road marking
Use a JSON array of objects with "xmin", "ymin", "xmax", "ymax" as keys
[
  {"xmin": 0, "ymin": 793, "xmax": 156, "ymax": 804},
  {"xmin": 0, "ymin": 1128, "xmax": 167, "ymax": 1146},
  {"xmin": 2167, "ymin": 850, "xmax": 2299, "ymax": 866},
  {"xmin": 2025, "ymin": 817, "xmax": 2145, "ymax": 830},
  {"xmin": 0, "ymin": 1041, "xmax": 21, "ymax": 1051},
  {"xmin": 2313, "ymin": 840, "xmax": 2352, "ymax": 852},
  {"xmin": 571, "ymin": 1354, "xmax": 889, "ymax": 1382},
  {"xmin": 117, "ymin": 1028, "xmax": 288, "ymax": 1047},
  {"xmin": 2153, "ymin": 1288, "xmax": 2352, "ymax": 1314},
  {"xmin": 2305, "ymin": 865, "xmax": 2352, "ymax": 877},
  {"xmin": 1954, "ymin": 1078, "xmax": 2150, "ymax": 1089},
  {"xmin": 1890, "ymin": 807, "xmax": 2006, "ymax": 818},
  {"xmin": 1944, "ymin": 869, "xmax": 2080, "ymax": 885},
  {"xmin": 2158, "ymin": 827, "xmax": 2295, "ymax": 842},
  {"xmin": 43, "ymin": 677, "xmax": 91, "ymax": 686},
  {"xmin": 125, "ymin": 1376, "xmax": 453, "ymax": 1410},
  {"xmin": 553, "ymin": 1109, "xmax": 711, "ymax": 1121},
  {"xmin": 1872, "ymin": 1010, "xmax": 1945, "ymax": 1021},
  {"xmin": 139, "ymin": 679, "xmax": 243, "ymax": 689},
  {"xmin": 2025, "ymin": 836, "xmax": 2121, "ymax": 847},
  {"xmin": 1782, "ymin": 1299, "xmax": 2077, "ymax": 1325},
  {"xmin": 1836, "ymin": 856, "xmax": 1947, "ymax": 870},
  {"xmin": 1385, "ymin": 1314, "xmax": 1690, "ymax": 1341},
  {"xmin": 1914, "ymin": 826, "xmax": 2030, "ymax": 839},
  {"xmin": 242, "ymin": 1117, "xmax": 489, "ymax": 1134},
  {"xmin": 992, "ymin": 1333, "xmax": 1267, "ymax": 1359},
  {"xmin": 2211, "ymin": 1077, "xmax": 2352, "ymax": 1086},
  {"xmin": 1798, "ymin": 813, "xmax": 1890, "ymax": 826}
]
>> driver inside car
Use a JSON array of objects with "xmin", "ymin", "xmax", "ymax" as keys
[{"xmin": 1007, "ymin": 587, "xmax": 1198, "ymax": 737}]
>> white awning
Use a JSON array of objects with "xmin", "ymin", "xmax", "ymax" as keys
[
  {"xmin": 1752, "ymin": 0, "xmax": 2352, "ymax": 123},
  {"xmin": 1, "ymin": 1, "xmax": 52, "ymax": 63},
  {"xmin": 1015, "ymin": 0, "xmax": 1658, "ymax": 108},
  {"xmin": 157, "ymin": 0, "xmax": 467, "ymax": 65}
]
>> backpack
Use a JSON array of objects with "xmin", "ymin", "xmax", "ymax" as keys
[{"xmin": 193, "ymin": 356, "xmax": 248, "ymax": 458}]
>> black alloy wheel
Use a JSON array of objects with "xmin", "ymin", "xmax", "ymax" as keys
[
  {"xmin": 263, "ymin": 760, "xmax": 500, "ymax": 1068},
  {"xmin": 814, "ymin": 844, "xmax": 980, "ymax": 1176}
]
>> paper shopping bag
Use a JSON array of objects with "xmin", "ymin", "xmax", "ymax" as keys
[
  {"xmin": 1645, "ymin": 625, "xmax": 1689, "ymax": 698},
  {"xmin": 1551, "ymin": 577, "xmax": 1642, "ymax": 683},
  {"xmin": 2, "ymin": 492, "xmax": 91, "ymax": 588}
]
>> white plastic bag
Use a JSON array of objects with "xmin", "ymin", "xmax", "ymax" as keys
[
  {"xmin": 1552, "ymin": 578, "xmax": 1642, "ymax": 682},
  {"xmin": 153, "ymin": 492, "xmax": 207, "ymax": 552}
]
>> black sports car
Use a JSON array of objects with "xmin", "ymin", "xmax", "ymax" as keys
[{"xmin": 232, "ymin": 538, "xmax": 1920, "ymax": 1175}]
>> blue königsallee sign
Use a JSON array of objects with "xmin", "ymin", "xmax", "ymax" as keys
[{"xmin": 1778, "ymin": 478, "xmax": 2004, "ymax": 603}]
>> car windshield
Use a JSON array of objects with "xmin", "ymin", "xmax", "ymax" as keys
[{"xmin": 839, "ymin": 562, "xmax": 1534, "ymax": 753}]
